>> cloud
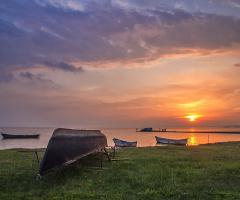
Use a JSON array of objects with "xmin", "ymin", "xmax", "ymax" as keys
[
  {"xmin": 20, "ymin": 72, "xmax": 38, "ymax": 80},
  {"xmin": 0, "ymin": 0, "xmax": 240, "ymax": 72},
  {"xmin": 19, "ymin": 71, "xmax": 56, "ymax": 86},
  {"xmin": 0, "ymin": 71, "xmax": 56, "ymax": 87},
  {"xmin": 230, "ymin": 2, "xmax": 240, "ymax": 9},
  {"xmin": 43, "ymin": 61, "xmax": 84, "ymax": 72},
  {"xmin": 0, "ymin": 73, "xmax": 15, "ymax": 82},
  {"xmin": 19, "ymin": 71, "xmax": 49, "ymax": 81}
]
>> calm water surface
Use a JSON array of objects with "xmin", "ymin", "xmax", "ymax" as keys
[{"xmin": 1, "ymin": 127, "xmax": 240, "ymax": 150}]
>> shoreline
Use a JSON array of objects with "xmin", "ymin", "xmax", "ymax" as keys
[
  {"xmin": 1, "ymin": 141, "xmax": 240, "ymax": 151},
  {"xmin": 138, "ymin": 131, "xmax": 240, "ymax": 134}
]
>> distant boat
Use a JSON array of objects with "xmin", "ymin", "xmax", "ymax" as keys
[
  {"xmin": 37, "ymin": 128, "xmax": 108, "ymax": 179},
  {"xmin": 155, "ymin": 136, "xmax": 188, "ymax": 145},
  {"xmin": 1, "ymin": 132, "xmax": 40, "ymax": 139},
  {"xmin": 140, "ymin": 127, "xmax": 153, "ymax": 132},
  {"xmin": 113, "ymin": 138, "xmax": 137, "ymax": 147},
  {"xmin": 137, "ymin": 127, "xmax": 175, "ymax": 132}
]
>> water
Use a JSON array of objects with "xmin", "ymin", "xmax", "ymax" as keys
[{"xmin": 1, "ymin": 127, "xmax": 240, "ymax": 150}]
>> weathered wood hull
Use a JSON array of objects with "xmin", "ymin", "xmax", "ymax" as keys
[
  {"xmin": 113, "ymin": 138, "xmax": 137, "ymax": 147},
  {"xmin": 1, "ymin": 133, "xmax": 40, "ymax": 139},
  {"xmin": 37, "ymin": 128, "xmax": 107, "ymax": 178},
  {"xmin": 155, "ymin": 136, "xmax": 188, "ymax": 145}
]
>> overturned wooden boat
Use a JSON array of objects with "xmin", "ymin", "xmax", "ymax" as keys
[
  {"xmin": 155, "ymin": 136, "xmax": 188, "ymax": 145},
  {"xmin": 1, "ymin": 132, "xmax": 40, "ymax": 139},
  {"xmin": 113, "ymin": 138, "xmax": 137, "ymax": 147},
  {"xmin": 37, "ymin": 128, "xmax": 108, "ymax": 179}
]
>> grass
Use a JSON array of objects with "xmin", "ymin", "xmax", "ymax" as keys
[{"xmin": 1, "ymin": 143, "xmax": 240, "ymax": 199}]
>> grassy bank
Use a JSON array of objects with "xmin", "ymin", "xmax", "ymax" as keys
[{"xmin": 1, "ymin": 143, "xmax": 240, "ymax": 199}]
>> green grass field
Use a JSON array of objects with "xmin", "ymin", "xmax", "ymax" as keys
[{"xmin": 1, "ymin": 143, "xmax": 240, "ymax": 199}]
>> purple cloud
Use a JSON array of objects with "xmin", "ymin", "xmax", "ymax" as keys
[
  {"xmin": 43, "ymin": 61, "xmax": 84, "ymax": 72},
  {"xmin": 20, "ymin": 72, "xmax": 37, "ymax": 80},
  {"xmin": 19, "ymin": 71, "xmax": 56, "ymax": 86},
  {"xmin": 0, "ymin": 73, "xmax": 15, "ymax": 82},
  {"xmin": 0, "ymin": 0, "xmax": 240, "ymax": 72}
]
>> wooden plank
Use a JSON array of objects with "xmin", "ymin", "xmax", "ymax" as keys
[
  {"xmin": 83, "ymin": 167, "xmax": 108, "ymax": 170},
  {"xmin": 18, "ymin": 150, "xmax": 45, "ymax": 152}
]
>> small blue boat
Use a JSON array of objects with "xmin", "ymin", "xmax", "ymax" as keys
[{"xmin": 113, "ymin": 138, "xmax": 137, "ymax": 147}]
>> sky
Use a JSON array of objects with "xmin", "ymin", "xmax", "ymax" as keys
[{"xmin": 0, "ymin": 0, "xmax": 240, "ymax": 128}]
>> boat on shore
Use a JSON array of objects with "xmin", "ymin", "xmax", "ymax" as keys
[
  {"xmin": 113, "ymin": 138, "xmax": 137, "ymax": 147},
  {"xmin": 1, "ymin": 133, "xmax": 40, "ymax": 139},
  {"xmin": 37, "ymin": 128, "xmax": 108, "ymax": 179},
  {"xmin": 136, "ymin": 127, "xmax": 175, "ymax": 132},
  {"xmin": 155, "ymin": 136, "xmax": 188, "ymax": 145}
]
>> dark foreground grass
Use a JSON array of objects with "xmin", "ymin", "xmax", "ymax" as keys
[{"xmin": 1, "ymin": 143, "xmax": 240, "ymax": 200}]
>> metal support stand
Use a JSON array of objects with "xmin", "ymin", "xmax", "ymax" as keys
[
  {"xmin": 18, "ymin": 150, "xmax": 44, "ymax": 167},
  {"xmin": 104, "ymin": 147, "xmax": 112, "ymax": 161}
]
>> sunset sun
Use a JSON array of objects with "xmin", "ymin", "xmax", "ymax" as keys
[{"xmin": 185, "ymin": 115, "xmax": 202, "ymax": 122}]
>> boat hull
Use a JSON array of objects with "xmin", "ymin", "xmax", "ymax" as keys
[
  {"xmin": 155, "ymin": 136, "xmax": 188, "ymax": 145},
  {"xmin": 1, "ymin": 133, "xmax": 40, "ymax": 139},
  {"xmin": 113, "ymin": 138, "xmax": 137, "ymax": 147},
  {"xmin": 38, "ymin": 128, "xmax": 107, "ymax": 177}
]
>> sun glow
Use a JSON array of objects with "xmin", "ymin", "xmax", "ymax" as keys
[
  {"xmin": 185, "ymin": 115, "xmax": 202, "ymax": 122},
  {"xmin": 188, "ymin": 135, "xmax": 198, "ymax": 146}
]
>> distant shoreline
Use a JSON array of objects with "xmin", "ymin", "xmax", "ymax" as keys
[
  {"xmin": 176, "ymin": 131, "xmax": 240, "ymax": 134},
  {"xmin": 222, "ymin": 125, "xmax": 240, "ymax": 128},
  {"xmin": 138, "ymin": 130, "xmax": 240, "ymax": 134}
]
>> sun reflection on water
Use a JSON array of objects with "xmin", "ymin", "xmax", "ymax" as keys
[{"xmin": 188, "ymin": 134, "xmax": 198, "ymax": 146}]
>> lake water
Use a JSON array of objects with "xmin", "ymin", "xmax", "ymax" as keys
[{"xmin": 1, "ymin": 127, "xmax": 240, "ymax": 150}]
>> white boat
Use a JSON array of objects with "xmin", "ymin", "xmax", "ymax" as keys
[
  {"xmin": 113, "ymin": 138, "xmax": 137, "ymax": 147},
  {"xmin": 155, "ymin": 136, "xmax": 188, "ymax": 145}
]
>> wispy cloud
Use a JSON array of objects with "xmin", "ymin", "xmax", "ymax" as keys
[
  {"xmin": 1, "ymin": 0, "xmax": 240, "ymax": 127},
  {"xmin": 230, "ymin": 2, "xmax": 240, "ymax": 9},
  {"xmin": 0, "ymin": 73, "xmax": 15, "ymax": 82},
  {"xmin": 19, "ymin": 72, "xmax": 57, "ymax": 87},
  {"xmin": 19, "ymin": 71, "xmax": 51, "ymax": 82},
  {"xmin": 43, "ymin": 61, "xmax": 84, "ymax": 72},
  {"xmin": 1, "ymin": 0, "xmax": 240, "ymax": 72}
]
